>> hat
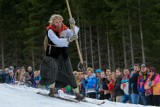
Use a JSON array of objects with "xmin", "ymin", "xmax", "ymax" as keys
[
  {"xmin": 141, "ymin": 64, "xmax": 146, "ymax": 68},
  {"xmin": 9, "ymin": 66, "xmax": 14, "ymax": 70},
  {"xmin": 149, "ymin": 67, "xmax": 156, "ymax": 73},
  {"xmin": 96, "ymin": 69, "xmax": 102, "ymax": 73}
]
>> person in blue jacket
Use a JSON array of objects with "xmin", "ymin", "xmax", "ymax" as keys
[{"xmin": 84, "ymin": 67, "xmax": 97, "ymax": 98}]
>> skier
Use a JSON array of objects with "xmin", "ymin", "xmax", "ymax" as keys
[{"xmin": 40, "ymin": 14, "xmax": 84, "ymax": 100}]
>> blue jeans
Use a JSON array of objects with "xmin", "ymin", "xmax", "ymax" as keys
[
  {"xmin": 130, "ymin": 93, "xmax": 140, "ymax": 104},
  {"xmin": 121, "ymin": 94, "xmax": 131, "ymax": 103},
  {"xmin": 139, "ymin": 92, "xmax": 148, "ymax": 105}
]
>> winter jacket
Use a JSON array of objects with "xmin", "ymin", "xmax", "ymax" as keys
[
  {"xmin": 0, "ymin": 72, "xmax": 5, "ymax": 83},
  {"xmin": 137, "ymin": 72, "xmax": 149, "ymax": 93},
  {"xmin": 129, "ymin": 71, "xmax": 140, "ymax": 94},
  {"xmin": 113, "ymin": 76, "xmax": 124, "ymax": 97},
  {"xmin": 32, "ymin": 75, "xmax": 41, "ymax": 88},
  {"xmin": 150, "ymin": 74, "xmax": 160, "ymax": 95},
  {"xmin": 144, "ymin": 76, "xmax": 153, "ymax": 96},
  {"xmin": 85, "ymin": 73, "xmax": 97, "ymax": 93},
  {"xmin": 4, "ymin": 74, "xmax": 11, "ymax": 83},
  {"xmin": 121, "ymin": 75, "xmax": 130, "ymax": 95},
  {"xmin": 107, "ymin": 80, "xmax": 114, "ymax": 92}
]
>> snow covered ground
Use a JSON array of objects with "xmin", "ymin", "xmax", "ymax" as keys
[{"xmin": 0, "ymin": 84, "xmax": 155, "ymax": 107}]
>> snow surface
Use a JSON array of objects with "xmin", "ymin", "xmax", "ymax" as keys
[{"xmin": 0, "ymin": 84, "xmax": 155, "ymax": 107}]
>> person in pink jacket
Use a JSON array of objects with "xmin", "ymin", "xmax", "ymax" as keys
[{"xmin": 145, "ymin": 67, "xmax": 160, "ymax": 106}]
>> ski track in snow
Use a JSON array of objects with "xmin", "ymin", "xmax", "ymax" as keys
[{"xmin": 0, "ymin": 84, "xmax": 155, "ymax": 107}]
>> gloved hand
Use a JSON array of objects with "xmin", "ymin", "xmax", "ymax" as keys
[
  {"xmin": 148, "ymin": 81, "xmax": 152, "ymax": 87},
  {"xmin": 68, "ymin": 35, "xmax": 78, "ymax": 42},
  {"xmin": 69, "ymin": 18, "xmax": 75, "ymax": 25}
]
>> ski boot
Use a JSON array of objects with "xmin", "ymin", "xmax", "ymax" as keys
[
  {"xmin": 48, "ymin": 88, "xmax": 58, "ymax": 97},
  {"xmin": 75, "ymin": 92, "xmax": 84, "ymax": 101}
]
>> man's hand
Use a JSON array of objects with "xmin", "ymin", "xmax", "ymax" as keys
[
  {"xmin": 69, "ymin": 18, "xmax": 75, "ymax": 25},
  {"xmin": 68, "ymin": 35, "xmax": 78, "ymax": 42}
]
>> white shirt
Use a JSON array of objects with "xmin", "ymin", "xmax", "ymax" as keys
[
  {"xmin": 48, "ymin": 29, "xmax": 69, "ymax": 47},
  {"xmin": 48, "ymin": 26, "xmax": 79, "ymax": 47}
]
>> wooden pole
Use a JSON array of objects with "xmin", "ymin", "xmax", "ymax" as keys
[{"xmin": 65, "ymin": 0, "xmax": 84, "ymax": 65}]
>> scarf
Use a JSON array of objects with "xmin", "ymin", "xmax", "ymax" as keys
[{"xmin": 46, "ymin": 24, "xmax": 68, "ymax": 37}]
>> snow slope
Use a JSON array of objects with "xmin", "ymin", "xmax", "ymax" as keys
[{"xmin": 0, "ymin": 84, "xmax": 155, "ymax": 107}]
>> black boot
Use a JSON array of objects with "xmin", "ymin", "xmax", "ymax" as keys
[
  {"xmin": 75, "ymin": 93, "xmax": 85, "ymax": 101},
  {"xmin": 48, "ymin": 88, "xmax": 58, "ymax": 96}
]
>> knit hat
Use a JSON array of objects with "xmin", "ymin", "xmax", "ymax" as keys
[
  {"xmin": 141, "ymin": 64, "xmax": 146, "ymax": 68},
  {"xmin": 149, "ymin": 67, "xmax": 156, "ymax": 73},
  {"xmin": 95, "ymin": 69, "xmax": 102, "ymax": 73}
]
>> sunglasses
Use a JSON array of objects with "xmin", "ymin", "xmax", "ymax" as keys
[{"xmin": 149, "ymin": 70, "xmax": 154, "ymax": 72}]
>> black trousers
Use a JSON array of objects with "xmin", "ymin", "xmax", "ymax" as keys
[
  {"xmin": 146, "ymin": 95, "xmax": 153, "ymax": 106},
  {"xmin": 152, "ymin": 95, "xmax": 160, "ymax": 106},
  {"xmin": 87, "ymin": 92, "xmax": 96, "ymax": 99}
]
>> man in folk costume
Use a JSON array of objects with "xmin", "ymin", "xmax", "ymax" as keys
[{"xmin": 40, "ymin": 14, "xmax": 84, "ymax": 100}]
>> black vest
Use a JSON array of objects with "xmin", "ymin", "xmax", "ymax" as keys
[{"xmin": 46, "ymin": 29, "xmax": 68, "ymax": 59}]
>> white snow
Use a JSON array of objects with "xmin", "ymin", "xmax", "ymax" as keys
[{"xmin": 0, "ymin": 84, "xmax": 155, "ymax": 107}]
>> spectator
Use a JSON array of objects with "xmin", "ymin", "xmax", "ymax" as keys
[
  {"xmin": 14, "ymin": 67, "xmax": 21, "ymax": 81},
  {"xmin": 137, "ymin": 64, "xmax": 149, "ymax": 105},
  {"xmin": 121, "ymin": 68, "xmax": 130, "ymax": 103},
  {"xmin": 8, "ymin": 70, "xmax": 15, "ymax": 84},
  {"xmin": 32, "ymin": 70, "xmax": 41, "ymax": 88},
  {"xmin": 4, "ymin": 68, "xmax": 11, "ymax": 84},
  {"xmin": 144, "ymin": 71, "xmax": 154, "ymax": 105},
  {"xmin": 99, "ymin": 71, "xmax": 111, "ymax": 100},
  {"xmin": 84, "ymin": 67, "xmax": 97, "ymax": 99},
  {"xmin": 20, "ymin": 66, "xmax": 31, "ymax": 86},
  {"xmin": 0, "ymin": 69, "xmax": 5, "ymax": 83},
  {"xmin": 113, "ymin": 68, "xmax": 124, "ymax": 102},
  {"xmin": 129, "ymin": 64, "xmax": 140, "ymax": 104},
  {"xmin": 76, "ymin": 72, "xmax": 86, "ymax": 96},
  {"xmin": 147, "ymin": 67, "xmax": 160, "ymax": 106},
  {"xmin": 95, "ymin": 69, "xmax": 102, "ymax": 99},
  {"xmin": 106, "ymin": 75, "xmax": 115, "ymax": 101}
]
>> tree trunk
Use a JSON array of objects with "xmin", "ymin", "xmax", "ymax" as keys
[
  {"xmin": 84, "ymin": 25, "xmax": 88, "ymax": 66},
  {"xmin": 15, "ymin": 36, "xmax": 18, "ymax": 68},
  {"xmin": 31, "ymin": 41, "xmax": 35, "ymax": 71},
  {"xmin": 122, "ymin": 27, "xmax": 127, "ymax": 68},
  {"xmin": 1, "ymin": 33, "xmax": 5, "ymax": 70},
  {"xmin": 106, "ymin": 27, "xmax": 111, "ymax": 69},
  {"xmin": 138, "ymin": 0, "xmax": 145, "ymax": 64},
  {"xmin": 111, "ymin": 40, "xmax": 115, "ymax": 70},
  {"xmin": 89, "ymin": 25, "xmax": 94, "ymax": 69},
  {"xmin": 76, "ymin": 6, "xmax": 82, "ymax": 53},
  {"xmin": 127, "ymin": 0, "xmax": 134, "ymax": 66},
  {"xmin": 97, "ymin": 26, "xmax": 101, "ymax": 69}
]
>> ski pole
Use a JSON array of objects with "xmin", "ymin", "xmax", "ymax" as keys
[{"xmin": 65, "ymin": 0, "xmax": 86, "ymax": 72}]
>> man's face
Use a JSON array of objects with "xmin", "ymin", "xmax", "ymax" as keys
[
  {"xmin": 53, "ymin": 19, "xmax": 63, "ymax": 29},
  {"xmin": 141, "ymin": 67, "xmax": 147, "ymax": 72},
  {"xmin": 106, "ymin": 70, "xmax": 111, "ymax": 76},
  {"xmin": 124, "ymin": 69, "xmax": 129, "ymax": 76},
  {"xmin": 134, "ymin": 66, "xmax": 140, "ymax": 72},
  {"xmin": 116, "ymin": 70, "xmax": 121, "ymax": 77}
]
